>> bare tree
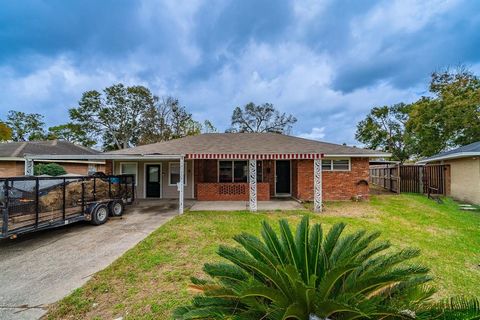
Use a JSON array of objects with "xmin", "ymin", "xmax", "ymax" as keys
[{"xmin": 228, "ymin": 102, "xmax": 297, "ymax": 134}]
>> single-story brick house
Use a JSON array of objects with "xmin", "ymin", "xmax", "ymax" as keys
[
  {"xmin": 0, "ymin": 140, "xmax": 105, "ymax": 177},
  {"xmin": 418, "ymin": 141, "xmax": 480, "ymax": 205},
  {"xmin": 24, "ymin": 133, "xmax": 389, "ymax": 213}
]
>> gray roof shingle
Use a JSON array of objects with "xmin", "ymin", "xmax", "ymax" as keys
[
  {"xmin": 418, "ymin": 141, "xmax": 480, "ymax": 163},
  {"xmin": 107, "ymin": 133, "xmax": 388, "ymax": 157},
  {"xmin": 0, "ymin": 140, "xmax": 100, "ymax": 158}
]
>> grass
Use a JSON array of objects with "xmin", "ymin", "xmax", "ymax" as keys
[{"xmin": 47, "ymin": 194, "xmax": 480, "ymax": 319}]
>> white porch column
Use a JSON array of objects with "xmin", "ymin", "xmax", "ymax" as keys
[
  {"xmin": 249, "ymin": 159, "xmax": 257, "ymax": 212},
  {"xmin": 178, "ymin": 156, "xmax": 185, "ymax": 214},
  {"xmin": 24, "ymin": 158, "xmax": 34, "ymax": 176},
  {"xmin": 314, "ymin": 159, "xmax": 322, "ymax": 212}
]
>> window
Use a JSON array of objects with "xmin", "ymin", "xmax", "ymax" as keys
[
  {"xmin": 332, "ymin": 159, "xmax": 349, "ymax": 171},
  {"xmin": 321, "ymin": 159, "xmax": 350, "ymax": 171},
  {"xmin": 169, "ymin": 162, "xmax": 187, "ymax": 186},
  {"xmin": 219, "ymin": 160, "xmax": 263, "ymax": 183},
  {"xmin": 120, "ymin": 163, "xmax": 138, "ymax": 185},
  {"xmin": 219, "ymin": 161, "xmax": 233, "ymax": 182},
  {"xmin": 234, "ymin": 161, "xmax": 248, "ymax": 182}
]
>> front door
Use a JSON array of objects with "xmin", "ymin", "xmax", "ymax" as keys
[
  {"xmin": 275, "ymin": 160, "xmax": 291, "ymax": 195},
  {"xmin": 146, "ymin": 164, "xmax": 161, "ymax": 198}
]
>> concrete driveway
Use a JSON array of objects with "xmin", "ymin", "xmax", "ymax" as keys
[{"xmin": 0, "ymin": 200, "xmax": 182, "ymax": 320}]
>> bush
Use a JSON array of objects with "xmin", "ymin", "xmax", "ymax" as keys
[
  {"xmin": 174, "ymin": 217, "xmax": 480, "ymax": 319},
  {"xmin": 34, "ymin": 163, "xmax": 67, "ymax": 176}
]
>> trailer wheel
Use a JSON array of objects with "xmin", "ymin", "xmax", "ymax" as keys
[
  {"xmin": 108, "ymin": 200, "xmax": 124, "ymax": 217},
  {"xmin": 91, "ymin": 204, "xmax": 109, "ymax": 225}
]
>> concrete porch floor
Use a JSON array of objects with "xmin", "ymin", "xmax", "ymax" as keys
[{"xmin": 189, "ymin": 199, "xmax": 305, "ymax": 211}]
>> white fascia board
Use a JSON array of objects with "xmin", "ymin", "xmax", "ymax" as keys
[
  {"xmin": 24, "ymin": 154, "xmax": 184, "ymax": 161},
  {"xmin": 323, "ymin": 153, "xmax": 392, "ymax": 158},
  {"xmin": 0, "ymin": 157, "xmax": 24, "ymax": 161},
  {"xmin": 417, "ymin": 152, "xmax": 480, "ymax": 164}
]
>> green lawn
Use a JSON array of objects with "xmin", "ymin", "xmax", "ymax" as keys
[{"xmin": 47, "ymin": 194, "xmax": 480, "ymax": 320}]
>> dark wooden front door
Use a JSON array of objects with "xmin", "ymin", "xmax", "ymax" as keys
[
  {"xmin": 146, "ymin": 164, "xmax": 161, "ymax": 198},
  {"xmin": 275, "ymin": 160, "xmax": 291, "ymax": 195}
]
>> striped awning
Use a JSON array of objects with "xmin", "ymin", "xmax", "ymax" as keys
[{"xmin": 186, "ymin": 153, "xmax": 323, "ymax": 160}]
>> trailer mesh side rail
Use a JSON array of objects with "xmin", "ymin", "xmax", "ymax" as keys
[{"xmin": 0, "ymin": 174, "xmax": 134, "ymax": 239}]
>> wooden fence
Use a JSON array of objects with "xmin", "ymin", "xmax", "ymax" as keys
[{"xmin": 369, "ymin": 164, "xmax": 449, "ymax": 195}]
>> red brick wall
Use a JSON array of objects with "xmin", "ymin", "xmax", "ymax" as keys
[
  {"xmin": 0, "ymin": 161, "xmax": 24, "ymax": 177},
  {"xmin": 197, "ymin": 182, "xmax": 270, "ymax": 201},
  {"xmin": 295, "ymin": 158, "xmax": 370, "ymax": 201},
  {"xmin": 0, "ymin": 161, "xmax": 104, "ymax": 177},
  {"xmin": 262, "ymin": 160, "xmax": 275, "ymax": 197}
]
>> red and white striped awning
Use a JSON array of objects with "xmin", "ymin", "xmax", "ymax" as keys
[{"xmin": 186, "ymin": 153, "xmax": 323, "ymax": 160}]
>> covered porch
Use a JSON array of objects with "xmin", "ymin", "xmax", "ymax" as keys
[
  {"xmin": 24, "ymin": 152, "xmax": 325, "ymax": 214},
  {"xmin": 188, "ymin": 152, "xmax": 324, "ymax": 212}
]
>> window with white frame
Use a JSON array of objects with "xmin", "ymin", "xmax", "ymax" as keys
[
  {"xmin": 120, "ymin": 163, "xmax": 138, "ymax": 185},
  {"xmin": 169, "ymin": 162, "xmax": 187, "ymax": 186},
  {"xmin": 321, "ymin": 159, "xmax": 350, "ymax": 171},
  {"xmin": 218, "ymin": 160, "xmax": 263, "ymax": 183}
]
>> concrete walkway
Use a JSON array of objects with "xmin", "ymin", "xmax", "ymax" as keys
[
  {"xmin": 189, "ymin": 199, "xmax": 304, "ymax": 211},
  {"xmin": 0, "ymin": 200, "xmax": 181, "ymax": 320}
]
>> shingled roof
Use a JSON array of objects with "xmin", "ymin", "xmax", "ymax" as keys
[
  {"xmin": 108, "ymin": 133, "xmax": 388, "ymax": 157},
  {"xmin": 418, "ymin": 141, "xmax": 480, "ymax": 163},
  {"xmin": 0, "ymin": 140, "xmax": 100, "ymax": 158}
]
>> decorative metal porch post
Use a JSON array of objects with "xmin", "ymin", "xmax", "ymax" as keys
[
  {"xmin": 313, "ymin": 159, "xmax": 322, "ymax": 212},
  {"xmin": 249, "ymin": 159, "xmax": 257, "ymax": 212},
  {"xmin": 25, "ymin": 158, "xmax": 34, "ymax": 176},
  {"xmin": 178, "ymin": 156, "xmax": 185, "ymax": 214}
]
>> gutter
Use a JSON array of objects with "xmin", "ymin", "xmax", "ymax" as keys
[
  {"xmin": 324, "ymin": 153, "xmax": 392, "ymax": 158},
  {"xmin": 24, "ymin": 154, "xmax": 185, "ymax": 161}
]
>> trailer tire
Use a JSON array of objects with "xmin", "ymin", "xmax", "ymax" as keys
[
  {"xmin": 91, "ymin": 204, "xmax": 109, "ymax": 225},
  {"xmin": 108, "ymin": 200, "xmax": 124, "ymax": 217}
]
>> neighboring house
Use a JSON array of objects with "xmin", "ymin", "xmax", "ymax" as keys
[
  {"xmin": 104, "ymin": 133, "xmax": 388, "ymax": 201},
  {"xmin": 418, "ymin": 141, "xmax": 480, "ymax": 205},
  {"xmin": 0, "ymin": 140, "xmax": 105, "ymax": 177}
]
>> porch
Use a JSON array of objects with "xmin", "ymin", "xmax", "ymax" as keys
[{"xmin": 189, "ymin": 199, "xmax": 304, "ymax": 211}]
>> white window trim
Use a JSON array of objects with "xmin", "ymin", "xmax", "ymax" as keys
[
  {"xmin": 322, "ymin": 158, "xmax": 351, "ymax": 172},
  {"xmin": 217, "ymin": 160, "xmax": 263, "ymax": 183},
  {"xmin": 168, "ymin": 162, "xmax": 188, "ymax": 186},
  {"xmin": 119, "ymin": 162, "xmax": 138, "ymax": 185}
]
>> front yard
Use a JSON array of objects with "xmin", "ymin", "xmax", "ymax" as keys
[{"xmin": 47, "ymin": 194, "xmax": 480, "ymax": 319}]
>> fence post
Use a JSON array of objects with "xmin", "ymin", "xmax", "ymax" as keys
[
  {"xmin": 419, "ymin": 166, "xmax": 424, "ymax": 194},
  {"xmin": 397, "ymin": 164, "xmax": 401, "ymax": 193}
]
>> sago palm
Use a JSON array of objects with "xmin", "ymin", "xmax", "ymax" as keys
[{"xmin": 173, "ymin": 217, "xmax": 479, "ymax": 319}]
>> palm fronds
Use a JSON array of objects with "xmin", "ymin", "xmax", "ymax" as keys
[{"xmin": 173, "ymin": 217, "xmax": 479, "ymax": 320}]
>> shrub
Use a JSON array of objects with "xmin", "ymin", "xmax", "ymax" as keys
[
  {"xmin": 34, "ymin": 163, "xmax": 67, "ymax": 176},
  {"xmin": 174, "ymin": 217, "xmax": 479, "ymax": 319}
]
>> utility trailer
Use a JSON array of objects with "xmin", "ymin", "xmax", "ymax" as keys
[{"xmin": 0, "ymin": 174, "xmax": 135, "ymax": 239}]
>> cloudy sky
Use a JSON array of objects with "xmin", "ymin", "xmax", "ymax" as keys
[{"xmin": 1, "ymin": 0, "xmax": 479, "ymax": 145}]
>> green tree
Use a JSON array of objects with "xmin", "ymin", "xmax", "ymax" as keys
[
  {"xmin": 34, "ymin": 163, "xmax": 67, "ymax": 176},
  {"xmin": 138, "ymin": 96, "xmax": 207, "ymax": 145},
  {"xmin": 355, "ymin": 103, "xmax": 412, "ymax": 162},
  {"xmin": 407, "ymin": 69, "xmax": 480, "ymax": 157},
  {"xmin": 0, "ymin": 122, "xmax": 12, "ymax": 141},
  {"xmin": 47, "ymin": 123, "xmax": 97, "ymax": 147},
  {"xmin": 175, "ymin": 217, "xmax": 480, "ymax": 319},
  {"xmin": 69, "ymin": 83, "xmax": 155, "ymax": 150},
  {"xmin": 228, "ymin": 102, "xmax": 297, "ymax": 134},
  {"xmin": 6, "ymin": 110, "xmax": 46, "ymax": 141},
  {"xmin": 202, "ymin": 120, "xmax": 217, "ymax": 133}
]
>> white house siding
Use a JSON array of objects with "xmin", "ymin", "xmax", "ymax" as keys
[
  {"xmin": 113, "ymin": 159, "xmax": 194, "ymax": 199},
  {"xmin": 446, "ymin": 157, "xmax": 480, "ymax": 205}
]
